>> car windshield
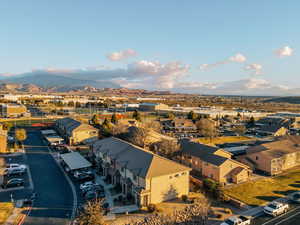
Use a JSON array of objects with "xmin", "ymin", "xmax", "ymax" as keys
[
  {"xmin": 268, "ymin": 203, "xmax": 278, "ymax": 209},
  {"xmin": 224, "ymin": 219, "xmax": 235, "ymax": 225}
]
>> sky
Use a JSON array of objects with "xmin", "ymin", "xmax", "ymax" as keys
[{"xmin": 0, "ymin": 1, "xmax": 299, "ymax": 94}]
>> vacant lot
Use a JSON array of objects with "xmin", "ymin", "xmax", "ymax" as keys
[
  {"xmin": 225, "ymin": 168, "xmax": 300, "ymax": 206},
  {"xmin": 195, "ymin": 136, "xmax": 253, "ymax": 145},
  {"xmin": 0, "ymin": 202, "xmax": 13, "ymax": 224}
]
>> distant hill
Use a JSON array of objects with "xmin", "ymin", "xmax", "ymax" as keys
[
  {"xmin": 264, "ymin": 96, "xmax": 300, "ymax": 104},
  {"xmin": 1, "ymin": 74, "xmax": 120, "ymax": 89}
]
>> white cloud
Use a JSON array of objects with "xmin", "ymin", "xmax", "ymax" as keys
[
  {"xmin": 244, "ymin": 63, "xmax": 263, "ymax": 75},
  {"xmin": 229, "ymin": 53, "xmax": 247, "ymax": 63},
  {"xmin": 275, "ymin": 46, "xmax": 294, "ymax": 57},
  {"xmin": 106, "ymin": 49, "xmax": 137, "ymax": 61},
  {"xmin": 200, "ymin": 53, "xmax": 246, "ymax": 71},
  {"xmin": 128, "ymin": 60, "xmax": 190, "ymax": 89}
]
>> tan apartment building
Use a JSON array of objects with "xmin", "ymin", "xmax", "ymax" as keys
[
  {"xmin": 0, "ymin": 104, "xmax": 28, "ymax": 118},
  {"xmin": 56, "ymin": 117, "xmax": 99, "ymax": 145},
  {"xmin": 92, "ymin": 137, "xmax": 191, "ymax": 206},
  {"xmin": 178, "ymin": 140, "xmax": 251, "ymax": 184},
  {"xmin": 238, "ymin": 136, "xmax": 300, "ymax": 175}
]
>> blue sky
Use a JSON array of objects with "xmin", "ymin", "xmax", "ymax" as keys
[{"xmin": 0, "ymin": 1, "xmax": 298, "ymax": 91}]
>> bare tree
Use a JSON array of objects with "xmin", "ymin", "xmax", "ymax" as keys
[
  {"xmin": 111, "ymin": 123, "xmax": 128, "ymax": 137},
  {"xmin": 130, "ymin": 127, "xmax": 148, "ymax": 148},
  {"xmin": 232, "ymin": 125, "xmax": 246, "ymax": 136},
  {"xmin": 15, "ymin": 128, "xmax": 27, "ymax": 143},
  {"xmin": 76, "ymin": 199, "xmax": 105, "ymax": 225},
  {"xmin": 127, "ymin": 196, "xmax": 211, "ymax": 225},
  {"xmin": 196, "ymin": 119, "xmax": 218, "ymax": 141},
  {"xmin": 153, "ymin": 139, "xmax": 180, "ymax": 157}
]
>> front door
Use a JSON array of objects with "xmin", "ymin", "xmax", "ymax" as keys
[{"xmin": 143, "ymin": 195, "xmax": 149, "ymax": 206}]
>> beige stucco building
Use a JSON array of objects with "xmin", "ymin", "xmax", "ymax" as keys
[
  {"xmin": 238, "ymin": 136, "xmax": 300, "ymax": 175},
  {"xmin": 56, "ymin": 117, "xmax": 99, "ymax": 145},
  {"xmin": 178, "ymin": 140, "xmax": 251, "ymax": 185},
  {"xmin": 92, "ymin": 137, "xmax": 191, "ymax": 206}
]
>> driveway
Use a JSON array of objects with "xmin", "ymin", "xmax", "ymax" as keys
[{"xmin": 22, "ymin": 128, "xmax": 75, "ymax": 225}]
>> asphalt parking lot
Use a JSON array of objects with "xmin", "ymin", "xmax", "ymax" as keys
[{"xmin": 0, "ymin": 153, "xmax": 33, "ymax": 194}]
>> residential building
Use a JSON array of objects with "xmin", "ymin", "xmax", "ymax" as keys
[
  {"xmin": 160, "ymin": 118, "xmax": 197, "ymax": 132},
  {"xmin": 238, "ymin": 136, "xmax": 300, "ymax": 175},
  {"xmin": 177, "ymin": 140, "xmax": 251, "ymax": 184},
  {"xmin": 254, "ymin": 116, "xmax": 290, "ymax": 136},
  {"xmin": 0, "ymin": 104, "xmax": 28, "ymax": 118},
  {"xmin": 92, "ymin": 137, "xmax": 191, "ymax": 206},
  {"xmin": 55, "ymin": 117, "xmax": 99, "ymax": 145}
]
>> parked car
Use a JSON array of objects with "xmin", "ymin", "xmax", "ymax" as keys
[
  {"xmin": 4, "ymin": 168, "xmax": 25, "ymax": 177},
  {"xmin": 263, "ymin": 201, "xmax": 289, "ymax": 216},
  {"xmin": 1, "ymin": 178, "xmax": 24, "ymax": 189},
  {"xmin": 74, "ymin": 171, "xmax": 95, "ymax": 182},
  {"xmin": 84, "ymin": 191, "xmax": 97, "ymax": 200},
  {"xmin": 289, "ymin": 191, "xmax": 300, "ymax": 203},
  {"xmin": 221, "ymin": 216, "xmax": 251, "ymax": 225},
  {"xmin": 6, "ymin": 164, "xmax": 26, "ymax": 171},
  {"xmin": 80, "ymin": 181, "xmax": 95, "ymax": 190}
]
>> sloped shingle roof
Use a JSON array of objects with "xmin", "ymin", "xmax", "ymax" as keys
[{"xmin": 93, "ymin": 137, "xmax": 190, "ymax": 178}]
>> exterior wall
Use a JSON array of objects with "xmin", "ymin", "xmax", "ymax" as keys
[
  {"xmin": 147, "ymin": 171, "xmax": 189, "ymax": 204},
  {"xmin": 246, "ymin": 153, "xmax": 272, "ymax": 174},
  {"xmin": 233, "ymin": 169, "xmax": 249, "ymax": 184},
  {"xmin": 0, "ymin": 105, "xmax": 27, "ymax": 117},
  {"xmin": 274, "ymin": 127, "xmax": 288, "ymax": 136},
  {"xmin": 0, "ymin": 135, "xmax": 7, "ymax": 153},
  {"xmin": 202, "ymin": 162, "xmax": 220, "ymax": 181}
]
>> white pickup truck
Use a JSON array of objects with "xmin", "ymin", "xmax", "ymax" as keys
[
  {"xmin": 221, "ymin": 215, "xmax": 251, "ymax": 225},
  {"xmin": 263, "ymin": 201, "xmax": 289, "ymax": 216}
]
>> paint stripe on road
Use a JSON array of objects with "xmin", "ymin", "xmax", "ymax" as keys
[{"xmin": 262, "ymin": 206, "xmax": 300, "ymax": 225}]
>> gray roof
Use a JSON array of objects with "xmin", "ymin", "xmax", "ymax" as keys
[
  {"xmin": 56, "ymin": 117, "xmax": 97, "ymax": 134},
  {"xmin": 180, "ymin": 139, "xmax": 228, "ymax": 166},
  {"xmin": 60, "ymin": 152, "xmax": 92, "ymax": 170},
  {"xmin": 92, "ymin": 137, "xmax": 190, "ymax": 178}
]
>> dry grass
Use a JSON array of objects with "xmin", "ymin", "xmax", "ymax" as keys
[
  {"xmin": 195, "ymin": 136, "xmax": 253, "ymax": 145},
  {"xmin": 0, "ymin": 202, "xmax": 14, "ymax": 224},
  {"xmin": 225, "ymin": 168, "xmax": 300, "ymax": 206}
]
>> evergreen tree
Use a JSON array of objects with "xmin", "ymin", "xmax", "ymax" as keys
[
  {"xmin": 111, "ymin": 113, "xmax": 118, "ymax": 124},
  {"xmin": 132, "ymin": 110, "xmax": 141, "ymax": 121}
]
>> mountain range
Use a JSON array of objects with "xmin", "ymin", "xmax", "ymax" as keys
[{"xmin": 0, "ymin": 72, "xmax": 300, "ymax": 96}]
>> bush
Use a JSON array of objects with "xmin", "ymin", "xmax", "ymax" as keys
[
  {"xmin": 225, "ymin": 208, "xmax": 232, "ymax": 214},
  {"xmin": 147, "ymin": 204, "xmax": 157, "ymax": 213},
  {"xmin": 181, "ymin": 195, "xmax": 188, "ymax": 202},
  {"xmin": 203, "ymin": 178, "xmax": 217, "ymax": 193}
]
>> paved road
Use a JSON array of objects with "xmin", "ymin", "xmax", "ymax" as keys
[
  {"xmin": 252, "ymin": 205, "xmax": 300, "ymax": 225},
  {"xmin": 22, "ymin": 128, "xmax": 74, "ymax": 225}
]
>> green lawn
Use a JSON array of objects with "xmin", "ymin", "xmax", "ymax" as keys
[
  {"xmin": 225, "ymin": 168, "xmax": 300, "ymax": 206},
  {"xmin": 0, "ymin": 202, "xmax": 13, "ymax": 224}
]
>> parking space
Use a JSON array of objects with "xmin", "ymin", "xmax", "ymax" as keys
[{"xmin": 0, "ymin": 154, "xmax": 33, "ymax": 193}]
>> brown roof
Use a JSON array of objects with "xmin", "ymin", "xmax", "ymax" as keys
[{"xmin": 246, "ymin": 136, "xmax": 300, "ymax": 159}]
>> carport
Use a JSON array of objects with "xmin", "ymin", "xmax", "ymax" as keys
[{"xmin": 60, "ymin": 152, "xmax": 92, "ymax": 172}]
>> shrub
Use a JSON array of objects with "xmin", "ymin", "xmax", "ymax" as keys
[
  {"xmin": 147, "ymin": 204, "xmax": 157, "ymax": 213},
  {"xmin": 181, "ymin": 195, "xmax": 188, "ymax": 202}
]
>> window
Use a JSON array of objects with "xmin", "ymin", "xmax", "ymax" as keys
[
  {"xmin": 121, "ymin": 167, "xmax": 125, "ymax": 172},
  {"xmin": 175, "ymin": 174, "xmax": 179, "ymax": 178},
  {"xmin": 181, "ymin": 172, "xmax": 186, "ymax": 175},
  {"xmin": 256, "ymin": 156, "xmax": 259, "ymax": 160},
  {"xmin": 169, "ymin": 176, "xmax": 172, "ymax": 179},
  {"xmin": 133, "ymin": 175, "xmax": 137, "ymax": 181}
]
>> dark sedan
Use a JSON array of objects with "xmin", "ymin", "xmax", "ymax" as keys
[{"xmin": 1, "ymin": 178, "xmax": 24, "ymax": 189}]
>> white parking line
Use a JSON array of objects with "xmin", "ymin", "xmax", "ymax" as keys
[{"xmin": 262, "ymin": 206, "xmax": 300, "ymax": 225}]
